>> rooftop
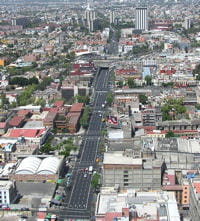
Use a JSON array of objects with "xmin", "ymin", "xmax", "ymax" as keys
[
  {"xmin": 193, "ymin": 182, "xmax": 200, "ymax": 194},
  {"xmin": 53, "ymin": 100, "xmax": 64, "ymax": 107},
  {"xmin": 3, "ymin": 128, "xmax": 45, "ymax": 138},
  {"xmin": 17, "ymin": 109, "xmax": 31, "ymax": 116},
  {"xmin": 103, "ymin": 151, "xmax": 142, "ymax": 165},
  {"xmin": 23, "ymin": 120, "xmax": 44, "ymax": 129},
  {"xmin": 8, "ymin": 115, "xmax": 24, "ymax": 127},
  {"xmin": 0, "ymin": 180, "xmax": 13, "ymax": 189},
  {"xmin": 70, "ymin": 103, "xmax": 84, "ymax": 112},
  {"xmin": 96, "ymin": 190, "xmax": 180, "ymax": 221}
]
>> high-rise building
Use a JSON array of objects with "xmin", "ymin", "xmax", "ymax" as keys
[
  {"xmin": 184, "ymin": 18, "xmax": 191, "ymax": 30},
  {"xmin": 85, "ymin": 3, "xmax": 96, "ymax": 32},
  {"xmin": 135, "ymin": 7, "xmax": 148, "ymax": 31},
  {"xmin": 110, "ymin": 11, "xmax": 115, "ymax": 24}
]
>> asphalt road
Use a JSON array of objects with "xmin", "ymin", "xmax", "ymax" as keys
[{"xmin": 59, "ymin": 68, "xmax": 109, "ymax": 220}]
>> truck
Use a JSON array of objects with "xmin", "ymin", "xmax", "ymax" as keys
[{"xmin": 89, "ymin": 166, "xmax": 93, "ymax": 174}]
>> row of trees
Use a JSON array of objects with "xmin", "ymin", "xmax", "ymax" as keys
[
  {"xmin": 7, "ymin": 63, "xmax": 37, "ymax": 76},
  {"xmin": 9, "ymin": 76, "xmax": 39, "ymax": 86},
  {"xmin": 117, "ymin": 75, "xmax": 152, "ymax": 89},
  {"xmin": 80, "ymin": 106, "xmax": 90, "ymax": 129},
  {"xmin": 106, "ymin": 92, "xmax": 114, "ymax": 106}
]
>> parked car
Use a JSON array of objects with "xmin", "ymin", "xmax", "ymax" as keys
[
  {"xmin": 3, "ymin": 207, "xmax": 10, "ymax": 210},
  {"xmin": 21, "ymin": 207, "xmax": 29, "ymax": 211}
]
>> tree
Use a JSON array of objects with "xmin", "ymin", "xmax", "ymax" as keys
[
  {"xmin": 57, "ymin": 137, "xmax": 77, "ymax": 157},
  {"xmin": 193, "ymin": 63, "xmax": 200, "ymax": 79},
  {"xmin": 35, "ymin": 98, "xmax": 46, "ymax": 107},
  {"xmin": 76, "ymin": 95, "xmax": 89, "ymax": 104},
  {"xmin": 139, "ymin": 94, "xmax": 148, "ymax": 104},
  {"xmin": 127, "ymin": 77, "xmax": 136, "ymax": 88},
  {"xmin": 17, "ymin": 84, "xmax": 37, "ymax": 106},
  {"xmin": 106, "ymin": 92, "xmax": 114, "ymax": 106},
  {"xmin": 161, "ymin": 98, "xmax": 187, "ymax": 121},
  {"xmin": 195, "ymin": 103, "xmax": 200, "ymax": 110},
  {"xmin": 40, "ymin": 136, "xmax": 54, "ymax": 153},
  {"xmin": 29, "ymin": 76, "xmax": 39, "ymax": 85},
  {"xmin": 117, "ymin": 80, "xmax": 123, "ymax": 88},
  {"xmin": 91, "ymin": 173, "xmax": 100, "ymax": 188},
  {"xmin": 9, "ymin": 76, "xmax": 39, "ymax": 86},
  {"xmin": 145, "ymin": 75, "xmax": 152, "ymax": 86},
  {"xmin": 0, "ymin": 92, "xmax": 9, "ymax": 109},
  {"xmin": 165, "ymin": 131, "xmax": 175, "ymax": 138},
  {"xmin": 37, "ymin": 77, "xmax": 52, "ymax": 91},
  {"xmin": 80, "ymin": 106, "xmax": 90, "ymax": 129}
]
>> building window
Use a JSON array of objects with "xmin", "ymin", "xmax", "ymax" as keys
[
  {"xmin": 124, "ymin": 170, "xmax": 128, "ymax": 173},
  {"xmin": 124, "ymin": 183, "xmax": 129, "ymax": 186},
  {"xmin": 184, "ymin": 200, "xmax": 187, "ymax": 203},
  {"xmin": 124, "ymin": 179, "xmax": 129, "ymax": 182},
  {"xmin": 184, "ymin": 196, "xmax": 187, "ymax": 199},
  {"xmin": 124, "ymin": 175, "xmax": 128, "ymax": 178},
  {"xmin": 184, "ymin": 187, "xmax": 188, "ymax": 190}
]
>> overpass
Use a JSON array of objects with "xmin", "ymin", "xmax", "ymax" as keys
[{"xmin": 94, "ymin": 57, "xmax": 123, "ymax": 68}]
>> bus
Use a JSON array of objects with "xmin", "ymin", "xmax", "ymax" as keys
[{"xmin": 89, "ymin": 166, "xmax": 93, "ymax": 174}]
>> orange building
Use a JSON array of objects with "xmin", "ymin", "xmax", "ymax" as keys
[
  {"xmin": 182, "ymin": 184, "xmax": 189, "ymax": 207},
  {"xmin": 0, "ymin": 59, "xmax": 5, "ymax": 67}
]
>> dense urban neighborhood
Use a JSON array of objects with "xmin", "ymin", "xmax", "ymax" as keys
[{"xmin": 0, "ymin": 0, "xmax": 200, "ymax": 220}]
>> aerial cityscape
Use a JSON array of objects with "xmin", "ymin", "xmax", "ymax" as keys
[{"xmin": 0, "ymin": 0, "xmax": 200, "ymax": 220}]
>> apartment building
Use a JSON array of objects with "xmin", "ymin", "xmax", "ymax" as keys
[{"xmin": 102, "ymin": 150, "xmax": 164, "ymax": 190}]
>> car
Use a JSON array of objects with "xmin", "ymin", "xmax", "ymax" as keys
[
  {"xmin": 21, "ymin": 207, "xmax": 29, "ymax": 211},
  {"xmin": 84, "ymin": 173, "xmax": 87, "ymax": 178},
  {"xmin": 101, "ymin": 118, "xmax": 105, "ymax": 122},
  {"xmin": 3, "ymin": 207, "xmax": 10, "ymax": 210},
  {"xmin": 20, "ymin": 215, "xmax": 28, "ymax": 219}
]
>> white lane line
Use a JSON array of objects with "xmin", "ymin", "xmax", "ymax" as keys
[
  {"xmin": 80, "ymin": 139, "xmax": 88, "ymax": 162},
  {"xmin": 68, "ymin": 172, "xmax": 79, "ymax": 206}
]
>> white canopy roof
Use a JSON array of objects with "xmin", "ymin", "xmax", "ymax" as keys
[
  {"xmin": 16, "ymin": 157, "xmax": 41, "ymax": 174},
  {"xmin": 37, "ymin": 157, "xmax": 60, "ymax": 175}
]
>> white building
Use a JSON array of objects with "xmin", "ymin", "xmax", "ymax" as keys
[
  {"xmin": 135, "ymin": 7, "xmax": 148, "ymax": 31},
  {"xmin": 95, "ymin": 189, "xmax": 180, "ymax": 221},
  {"xmin": 85, "ymin": 4, "xmax": 96, "ymax": 32},
  {"xmin": 110, "ymin": 11, "xmax": 115, "ymax": 24},
  {"xmin": 184, "ymin": 18, "xmax": 191, "ymax": 30},
  {"xmin": 0, "ymin": 180, "xmax": 17, "ymax": 205}
]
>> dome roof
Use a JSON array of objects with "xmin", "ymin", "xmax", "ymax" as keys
[
  {"xmin": 16, "ymin": 157, "xmax": 41, "ymax": 174},
  {"xmin": 36, "ymin": 157, "xmax": 60, "ymax": 175}
]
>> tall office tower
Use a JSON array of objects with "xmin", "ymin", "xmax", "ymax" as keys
[
  {"xmin": 184, "ymin": 18, "xmax": 191, "ymax": 30},
  {"xmin": 85, "ymin": 3, "xmax": 96, "ymax": 32},
  {"xmin": 135, "ymin": 7, "xmax": 148, "ymax": 31},
  {"xmin": 110, "ymin": 11, "xmax": 115, "ymax": 24}
]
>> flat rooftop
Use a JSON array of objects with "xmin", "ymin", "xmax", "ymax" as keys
[
  {"xmin": 152, "ymin": 137, "xmax": 200, "ymax": 153},
  {"xmin": 103, "ymin": 151, "xmax": 142, "ymax": 165},
  {"xmin": 0, "ymin": 180, "xmax": 13, "ymax": 189},
  {"xmin": 96, "ymin": 190, "xmax": 180, "ymax": 221},
  {"xmin": 23, "ymin": 120, "xmax": 44, "ymax": 129}
]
